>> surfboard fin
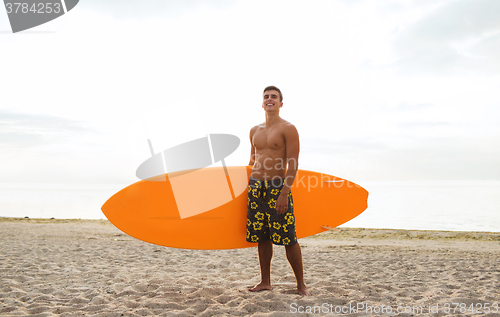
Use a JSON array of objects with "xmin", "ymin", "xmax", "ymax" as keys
[{"xmin": 321, "ymin": 225, "xmax": 340, "ymax": 232}]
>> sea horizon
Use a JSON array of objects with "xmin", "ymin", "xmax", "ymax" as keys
[{"xmin": 1, "ymin": 180, "xmax": 499, "ymax": 233}]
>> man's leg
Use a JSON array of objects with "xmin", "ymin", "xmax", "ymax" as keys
[
  {"xmin": 249, "ymin": 240, "xmax": 273, "ymax": 292},
  {"xmin": 285, "ymin": 242, "xmax": 311, "ymax": 296}
]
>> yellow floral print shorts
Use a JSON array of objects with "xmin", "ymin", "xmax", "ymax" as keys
[{"xmin": 246, "ymin": 177, "xmax": 297, "ymax": 246}]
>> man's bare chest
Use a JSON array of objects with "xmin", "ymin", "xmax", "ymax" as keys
[{"xmin": 252, "ymin": 128, "xmax": 285, "ymax": 150}]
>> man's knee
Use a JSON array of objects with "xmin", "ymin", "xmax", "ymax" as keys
[
  {"xmin": 259, "ymin": 240, "xmax": 273, "ymax": 248},
  {"xmin": 285, "ymin": 241, "xmax": 300, "ymax": 250}
]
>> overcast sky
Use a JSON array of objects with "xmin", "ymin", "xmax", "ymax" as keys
[{"xmin": 1, "ymin": 0, "xmax": 499, "ymax": 184}]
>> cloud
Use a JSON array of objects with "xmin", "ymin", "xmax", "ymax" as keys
[
  {"xmin": 392, "ymin": 0, "xmax": 500, "ymax": 74},
  {"xmin": 1, "ymin": 0, "xmax": 499, "ymax": 182},
  {"xmin": 394, "ymin": 102, "xmax": 434, "ymax": 111},
  {"xmin": 0, "ymin": 111, "xmax": 92, "ymax": 148},
  {"xmin": 80, "ymin": 0, "xmax": 238, "ymax": 19},
  {"xmin": 302, "ymin": 134, "xmax": 500, "ymax": 181},
  {"xmin": 397, "ymin": 121, "xmax": 450, "ymax": 128}
]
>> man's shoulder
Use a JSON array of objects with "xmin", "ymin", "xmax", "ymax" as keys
[
  {"xmin": 250, "ymin": 123, "xmax": 265, "ymax": 132},
  {"xmin": 279, "ymin": 120, "xmax": 298, "ymax": 133}
]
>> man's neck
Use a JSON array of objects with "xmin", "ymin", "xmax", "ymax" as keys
[{"xmin": 265, "ymin": 112, "xmax": 281, "ymax": 127}]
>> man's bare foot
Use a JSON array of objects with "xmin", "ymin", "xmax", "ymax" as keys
[
  {"xmin": 249, "ymin": 283, "xmax": 272, "ymax": 292},
  {"xmin": 298, "ymin": 285, "xmax": 311, "ymax": 296}
]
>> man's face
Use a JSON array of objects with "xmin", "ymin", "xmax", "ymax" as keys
[{"xmin": 262, "ymin": 90, "xmax": 282, "ymax": 112}]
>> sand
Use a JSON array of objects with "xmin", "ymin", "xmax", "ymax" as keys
[{"xmin": 1, "ymin": 218, "xmax": 499, "ymax": 317}]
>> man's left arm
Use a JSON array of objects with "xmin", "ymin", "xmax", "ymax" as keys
[{"xmin": 276, "ymin": 125, "xmax": 300, "ymax": 214}]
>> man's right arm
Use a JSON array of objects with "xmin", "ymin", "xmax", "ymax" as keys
[{"xmin": 248, "ymin": 126, "xmax": 257, "ymax": 166}]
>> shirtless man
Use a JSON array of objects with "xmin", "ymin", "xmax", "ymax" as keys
[{"xmin": 246, "ymin": 86, "xmax": 310, "ymax": 296}]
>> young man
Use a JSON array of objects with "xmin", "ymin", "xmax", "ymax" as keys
[{"xmin": 246, "ymin": 86, "xmax": 310, "ymax": 296}]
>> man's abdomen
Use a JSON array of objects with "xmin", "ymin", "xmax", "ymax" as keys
[{"xmin": 250, "ymin": 156, "xmax": 287, "ymax": 180}]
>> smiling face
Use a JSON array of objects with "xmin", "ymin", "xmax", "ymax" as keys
[{"xmin": 262, "ymin": 89, "xmax": 283, "ymax": 112}]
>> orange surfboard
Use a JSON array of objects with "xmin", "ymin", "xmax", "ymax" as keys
[{"xmin": 101, "ymin": 166, "xmax": 368, "ymax": 250}]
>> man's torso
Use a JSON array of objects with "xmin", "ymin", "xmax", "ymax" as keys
[{"xmin": 250, "ymin": 121, "xmax": 291, "ymax": 180}]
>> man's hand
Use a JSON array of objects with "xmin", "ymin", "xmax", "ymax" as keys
[{"xmin": 276, "ymin": 192, "xmax": 289, "ymax": 214}]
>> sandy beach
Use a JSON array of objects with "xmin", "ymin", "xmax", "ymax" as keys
[{"xmin": 1, "ymin": 218, "xmax": 499, "ymax": 317}]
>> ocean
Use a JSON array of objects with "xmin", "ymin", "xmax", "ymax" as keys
[{"xmin": 0, "ymin": 181, "xmax": 499, "ymax": 232}]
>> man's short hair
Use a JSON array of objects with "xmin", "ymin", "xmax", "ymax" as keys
[{"xmin": 263, "ymin": 86, "xmax": 283, "ymax": 102}]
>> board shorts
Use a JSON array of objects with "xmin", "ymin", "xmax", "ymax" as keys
[{"xmin": 246, "ymin": 177, "xmax": 297, "ymax": 246}]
